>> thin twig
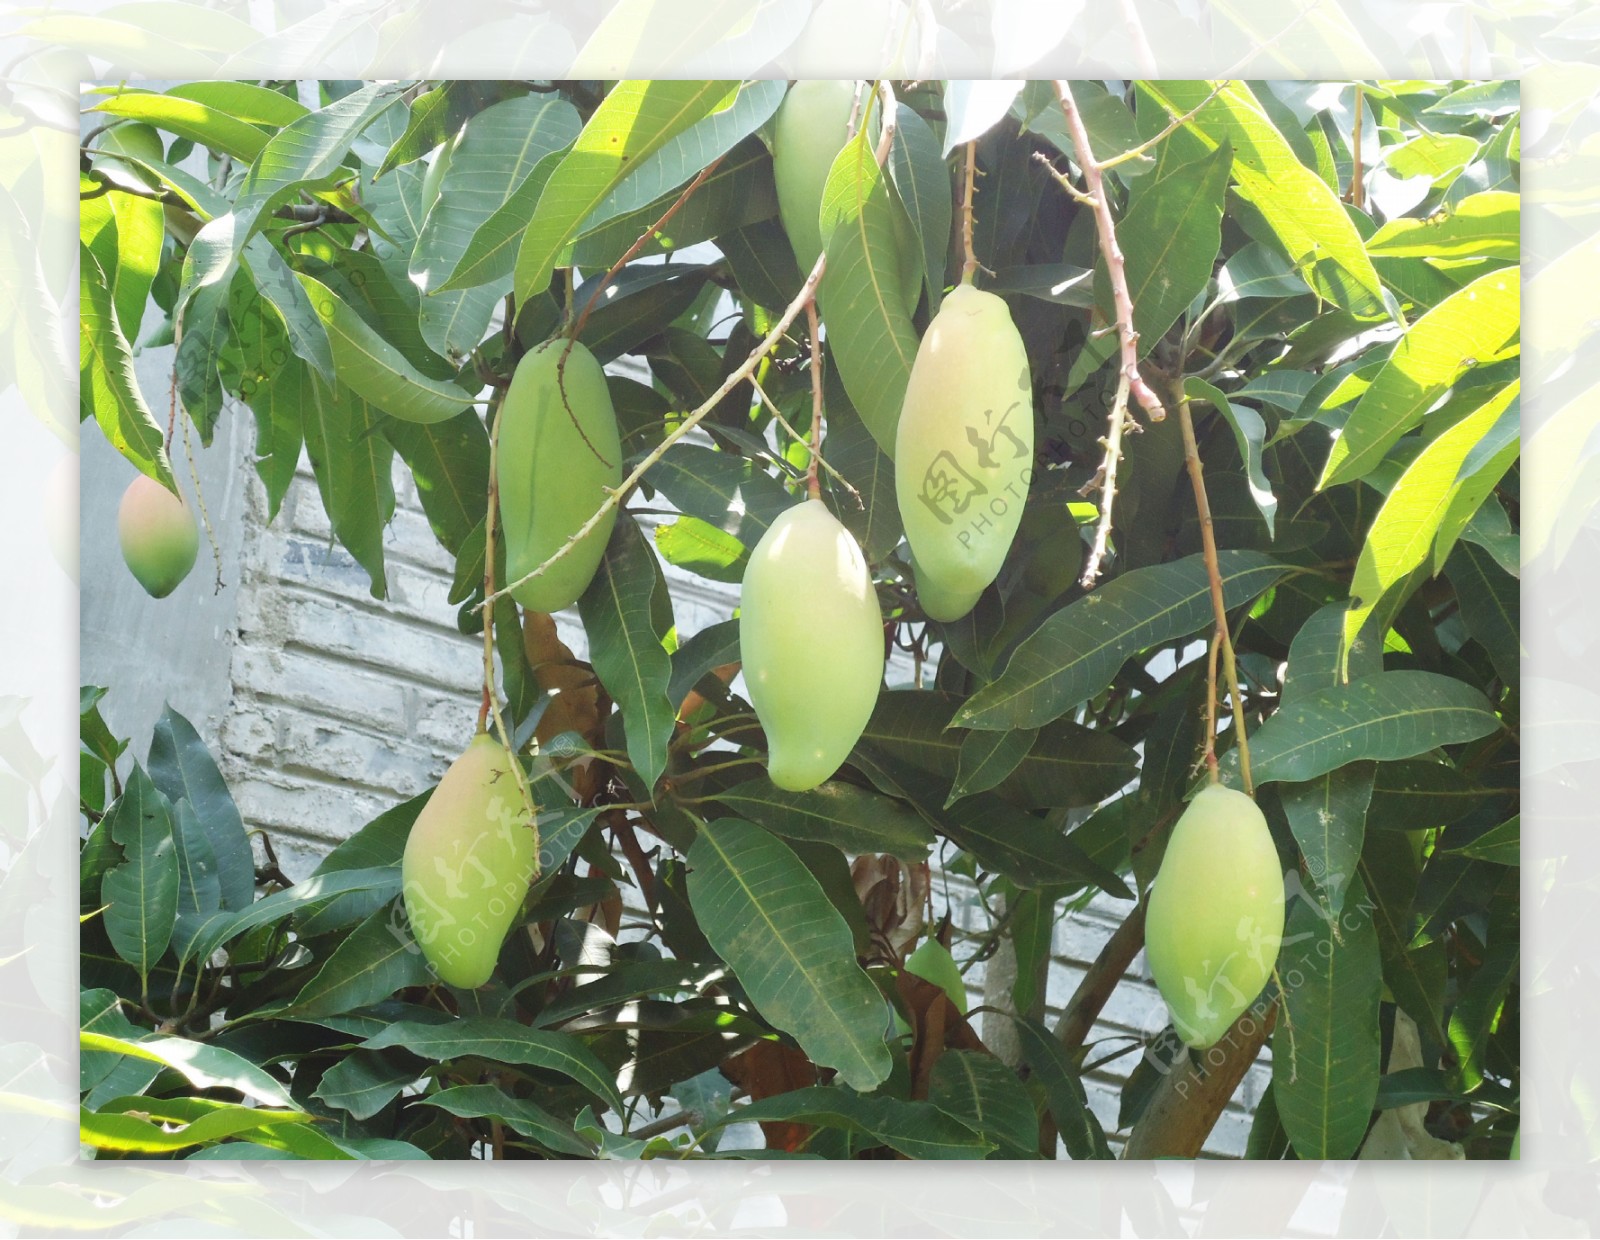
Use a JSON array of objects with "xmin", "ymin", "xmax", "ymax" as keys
[
  {"xmin": 1348, "ymin": 85, "xmax": 1365, "ymax": 209},
  {"xmin": 482, "ymin": 252, "xmax": 829, "ymax": 611},
  {"xmin": 960, "ymin": 140, "xmax": 979, "ymax": 284},
  {"xmin": 1096, "ymin": 82, "xmax": 1226, "ymax": 172},
  {"xmin": 1175, "ymin": 387, "xmax": 1253, "ymax": 795},
  {"xmin": 1203, "ymin": 627, "xmax": 1221, "ymax": 781},
  {"xmin": 1049, "ymin": 80, "xmax": 1166, "ymax": 589},
  {"xmin": 804, "ymin": 299, "xmax": 824, "ymax": 500},
  {"xmin": 749, "ymin": 369, "xmax": 857, "ymax": 502},
  {"xmin": 566, "ymin": 156, "xmax": 724, "ymax": 346},
  {"xmin": 482, "ymin": 386, "xmax": 542, "ymax": 868}
]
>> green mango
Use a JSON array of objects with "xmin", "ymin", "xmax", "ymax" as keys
[
  {"xmin": 895, "ymin": 284, "xmax": 1035, "ymax": 621},
  {"xmin": 401, "ymin": 733, "xmax": 537, "ymax": 989},
  {"xmin": 1144, "ymin": 784, "xmax": 1286, "ymax": 1048},
  {"xmin": 497, "ymin": 338, "xmax": 622, "ymax": 613},
  {"xmin": 117, "ymin": 475, "xmax": 198, "ymax": 599},
  {"xmin": 740, "ymin": 499, "xmax": 884, "ymax": 791}
]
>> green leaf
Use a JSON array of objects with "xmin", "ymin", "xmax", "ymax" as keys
[
  {"xmin": 168, "ymin": 800, "xmax": 222, "ymax": 966},
  {"xmin": 513, "ymin": 80, "xmax": 738, "ymax": 302},
  {"xmin": 79, "ymin": 244, "xmax": 174, "ymax": 490},
  {"xmin": 104, "ymin": 187, "xmax": 163, "ymax": 346},
  {"xmin": 360, "ymin": 1018, "xmax": 623, "ymax": 1112},
  {"xmin": 1432, "ymin": 399, "xmax": 1520, "ymax": 575},
  {"xmin": 383, "ymin": 409, "xmax": 490, "ymax": 558},
  {"xmin": 285, "ymin": 904, "xmax": 430, "ymax": 1019},
  {"xmin": 1365, "ymin": 190, "xmax": 1519, "ymax": 261},
  {"xmin": 1187, "ymin": 376, "xmax": 1276, "ymax": 536},
  {"xmin": 295, "ymin": 272, "xmax": 475, "ymax": 424},
  {"xmin": 577, "ymin": 520, "xmax": 677, "ymax": 792},
  {"xmin": 1141, "ymin": 80, "xmax": 1385, "ymax": 318},
  {"xmin": 712, "ymin": 1086, "xmax": 992, "ymax": 1159},
  {"xmin": 191, "ymin": 866, "xmax": 403, "ymax": 965},
  {"xmin": 576, "ymin": 79, "xmax": 785, "ymax": 236},
  {"xmin": 312, "ymin": 1049, "xmax": 422, "ymax": 1121},
  {"xmin": 174, "ymin": 277, "xmax": 231, "ymax": 442},
  {"xmin": 927, "ymin": 1050, "xmax": 1038, "ymax": 1159},
  {"xmin": 956, "ymin": 552, "xmax": 1286, "ymax": 731},
  {"xmin": 222, "ymin": 276, "xmax": 303, "ymax": 518},
  {"xmin": 79, "ymin": 1030, "xmax": 298, "ymax": 1110},
  {"xmin": 421, "ymin": 1085, "xmax": 595, "ymax": 1157},
  {"xmin": 411, "ymin": 95, "xmax": 581, "ymax": 358},
  {"xmin": 1274, "ymin": 874, "xmax": 1383, "ymax": 1159},
  {"xmin": 180, "ymin": 83, "xmax": 406, "ymax": 312},
  {"xmin": 888, "ymin": 104, "xmax": 952, "ymax": 312},
  {"xmin": 1447, "ymin": 876, "xmax": 1517, "ymax": 1089},
  {"xmin": 708, "ymin": 778, "xmax": 934, "ymax": 858},
  {"xmin": 301, "ymin": 374, "xmax": 396, "ymax": 599},
  {"xmin": 1219, "ymin": 241, "xmax": 1314, "ymax": 301},
  {"xmin": 1444, "ymin": 814, "xmax": 1519, "ymax": 866},
  {"xmin": 376, "ymin": 81, "xmax": 517, "ymax": 177},
  {"xmin": 166, "ymin": 80, "xmax": 308, "ymax": 128},
  {"xmin": 720, "ymin": 218, "xmax": 804, "ymax": 310},
  {"xmin": 92, "ymin": 90, "xmax": 271, "ymax": 163},
  {"xmin": 817, "ymin": 122, "xmax": 919, "ymax": 455},
  {"xmin": 1012, "ymin": 1017, "xmax": 1113, "ymax": 1160},
  {"xmin": 81, "ymin": 1101, "xmax": 312, "ymax": 1155},
  {"xmin": 1278, "ymin": 764, "xmax": 1375, "ymax": 917},
  {"xmin": 148, "ymin": 704, "xmax": 254, "ymax": 912},
  {"xmin": 644, "ymin": 443, "xmax": 797, "ymax": 551},
  {"xmin": 578, "ymin": 263, "xmax": 715, "ymax": 365},
  {"xmin": 1446, "ymin": 541, "xmax": 1520, "ymax": 691},
  {"xmin": 1223, "ymin": 671, "xmax": 1501, "ymax": 788},
  {"xmin": 1344, "ymin": 380, "xmax": 1519, "ymax": 660},
  {"xmin": 1319, "ymin": 267, "xmax": 1520, "ymax": 488},
  {"xmin": 99, "ymin": 765, "xmax": 178, "ymax": 983},
  {"xmin": 821, "ymin": 363, "xmax": 901, "ymax": 562},
  {"xmin": 687, "ymin": 819, "xmax": 892, "ymax": 1092},
  {"xmin": 655, "ymin": 515, "xmax": 748, "ymax": 583},
  {"xmin": 948, "ymin": 728, "xmax": 1038, "ymax": 805}
]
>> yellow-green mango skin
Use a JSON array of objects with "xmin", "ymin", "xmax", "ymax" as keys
[
  {"xmin": 117, "ymin": 475, "xmax": 198, "ymax": 599},
  {"xmin": 401, "ymin": 734, "xmax": 537, "ymax": 989},
  {"xmin": 895, "ymin": 284, "xmax": 1034, "ymax": 622},
  {"xmin": 740, "ymin": 499, "xmax": 884, "ymax": 792},
  {"xmin": 1145, "ymin": 784, "xmax": 1286, "ymax": 1049},
  {"xmin": 498, "ymin": 339, "xmax": 622, "ymax": 613}
]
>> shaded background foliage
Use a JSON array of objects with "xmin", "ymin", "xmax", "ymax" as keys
[{"xmin": 78, "ymin": 76, "xmax": 1517, "ymax": 1161}]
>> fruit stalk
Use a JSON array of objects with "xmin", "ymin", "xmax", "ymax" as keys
[
  {"xmin": 1175, "ymin": 386, "xmax": 1253, "ymax": 794},
  {"xmin": 482, "ymin": 249, "xmax": 831, "ymax": 611},
  {"xmin": 959, "ymin": 140, "xmax": 979, "ymax": 285},
  {"xmin": 805, "ymin": 299, "xmax": 824, "ymax": 500}
]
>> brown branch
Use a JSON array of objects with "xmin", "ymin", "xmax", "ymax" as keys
[
  {"xmin": 805, "ymin": 299, "xmax": 824, "ymax": 500},
  {"xmin": 1175, "ymin": 387, "xmax": 1253, "ymax": 795},
  {"xmin": 959, "ymin": 140, "xmax": 979, "ymax": 284},
  {"xmin": 1348, "ymin": 85, "xmax": 1365, "ymax": 209},
  {"xmin": 1096, "ymin": 82, "xmax": 1226, "ymax": 172},
  {"xmin": 1121, "ymin": 1001, "xmax": 1276, "ymax": 1159},
  {"xmin": 1055, "ymin": 901, "xmax": 1147, "ymax": 1054},
  {"xmin": 1048, "ymin": 80, "xmax": 1166, "ymax": 588}
]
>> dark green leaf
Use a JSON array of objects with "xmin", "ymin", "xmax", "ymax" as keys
[
  {"xmin": 285, "ymin": 904, "xmax": 430, "ymax": 1019},
  {"xmin": 148, "ymin": 704, "xmax": 254, "ymax": 911},
  {"xmin": 712, "ymin": 1086, "xmax": 992, "ymax": 1159},
  {"xmin": 99, "ymin": 766, "xmax": 178, "ymax": 981},
  {"xmin": 708, "ymin": 777, "xmax": 934, "ymax": 858}
]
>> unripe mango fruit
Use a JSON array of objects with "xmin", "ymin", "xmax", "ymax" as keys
[
  {"xmin": 895, "ymin": 284, "xmax": 1034, "ymax": 621},
  {"xmin": 117, "ymin": 475, "xmax": 198, "ymax": 599},
  {"xmin": 401, "ymin": 734, "xmax": 537, "ymax": 989},
  {"xmin": 498, "ymin": 338, "xmax": 622, "ymax": 613},
  {"xmin": 1144, "ymin": 784, "xmax": 1285, "ymax": 1049},
  {"xmin": 740, "ymin": 499, "xmax": 884, "ymax": 791}
]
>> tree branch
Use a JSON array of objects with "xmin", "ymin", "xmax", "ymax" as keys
[
  {"xmin": 959, "ymin": 140, "xmax": 979, "ymax": 284},
  {"xmin": 804, "ymin": 299, "xmax": 825, "ymax": 500},
  {"xmin": 1055, "ymin": 900, "xmax": 1147, "ymax": 1054}
]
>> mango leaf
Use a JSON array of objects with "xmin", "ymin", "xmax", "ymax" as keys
[
  {"xmin": 383, "ymin": 409, "xmax": 490, "ymax": 558},
  {"xmin": 513, "ymin": 80, "xmax": 738, "ymax": 302},
  {"xmin": 1187, "ymin": 375, "xmax": 1277, "ymax": 536},
  {"xmin": 1444, "ymin": 814, "xmax": 1519, "ymax": 866},
  {"xmin": 1432, "ymin": 398, "xmax": 1520, "ymax": 575},
  {"xmin": 295, "ymin": 272, "xmax": 475, "ymax": 424},
  {"xmin": 99, "ymin": 765, "xmax": 178, "ymax": 982},
  {"xmin": 1013, "ymin": 1017, "xmax": 1114, "ymax": 1160},
  {"xmin": 817, "ymin": 124, "xmax": 918, "ymax": 456},
  {"xmin": 167, "ymin": 801, "xmax": 222, "ymax": 967},
  {"xmin": 1274, "ymin": 874, "xmax": 1383, "ymax": 1159},
  {"xmin": 148, "ymin": 704, "xmax": 254, "ymax": 912},
  {"xmin": 710, "ymin": 1086, "xmax": 991, "ymax": 1159},
  {"xmin": 1319, "ymin": 267, "xmax": 1520, "ymax": 488},
  {"xmin": 656, "ymin": 516, "xmax": 748, "ymax": 582},
  {"xmin": 578, "ymin": 521, "xmax": 677, "ymax": 792},
  {"xmin": 1222, "ymin": 671, "xmax": 1501, "ymax": 789},
  {"xmin": 421, "ymin": 1085, "xmax": 595, "ymax": 1157},
  {"xmin": 943, "ymin": 81, "xmax": 1026, "ymax": 154},
  {"xmin": 1344, "ymin": 380, "xmax": 1519, "ymax": 661},
  {"xmin": 956, "ymin": 552, "xmax": 1286, "ymax": 731},
  {"xmin": 687, "ymin": 819, "xmax": 892, "ymax": 1092},
  {"xmin": 1140, "ymin": 80, "xmax": 1386, "ymax": 319},
  {"xmin": 435, "ymin": 146, "xmax": 571, "ymax": 294},
  {"xmin": 80, "ymin": 244, "xmax": 174, "ymax": 490},
  {"xmin": 949, "ymin": 728, "xmax": 1038, "ymax": 806},
  {"xmin": 577, "ymin": 79, "xmax": 785, "ymax": 236},
  {"xmin": 223, "ymin": 277, "xmax": 303, "ymax": 518},
  {"xmin": 927, "ymin": 1050, "xmax": 1038, "ymax": 1159},
  {"xmin": 1446, "ymin": 541, "xmax": 1521, "ymax": 691},
  {"xmin": 80, "ymin": 1102, "xmax": 313, "ymax": 1155},
  {"xmin": 104, "ymin": 186, "xmax": 162, "ymax": 346},
  {"xmin": 283, "ymin": 904, "xmax": 430, "ymax": 1019},
  {"xmin": 708, "ymin": 778, "xmax": 934, "ymax": 858},
  {"xmin": 301, "ymin": 374, "xmax": 396, "ymax": 599},
  {"xmin": 888, "ymin": 104, "xmax": 952, "ymax": 312},
  {"xmin": 311, "ymin": 1049, "xmax": 421, "ymax": 1121},
  {"xmin": 360, "ymin": 1017, "xmax": 624, "ymax": 1112},
  {"xmin": 91, "ymin": 89, "xmax": 271, "ymax": 163},
  {"xmin": 190, "ymin": 867, "xmax": 403, "ymax": 966},
  {"xmin": 167, "ymin": 80, "xmax": 307, "ymax": 128},
  {"xmin": 79, "ymin": 1030, "xmax": 298, "ymax": 1110},
  {"xmin": 411, "ymin": 95, "xmax": 581, "ymax": 359},
  {"xmin": 644, "ymin": 442, "xmax": 797, "ymax": 551},
  {"xmin": 1365, "ymin": 190, "xmax": 1519, "ymax": 261},
  {"xmin": 180, "ymin": 82, "xmax": 406, "ymax": 311},
  {"xmin": 1447, "ymin": 876, "xmax": 1517, "ymax": 1089},
  {"xmin": 376, "ymin": 81, "xmax": 521, "ymax": 177},
  {"xmin": 821, "ymin": 364, "xmax": 901, "ymax": 562}
]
